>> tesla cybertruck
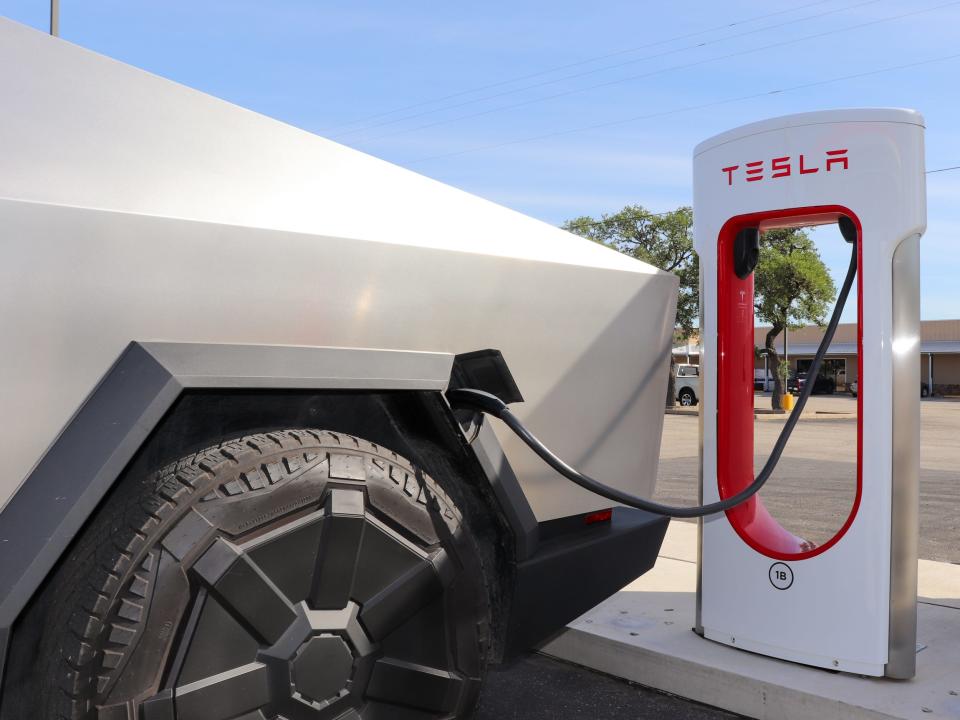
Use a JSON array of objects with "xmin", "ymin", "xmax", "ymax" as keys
[{"xmin": 0, "ymin": 18, "xmax": 677, "ymax": 719}]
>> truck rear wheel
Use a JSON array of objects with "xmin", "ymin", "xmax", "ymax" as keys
[{"xmin": 3, "ymin": 429, "xmax": 491, "ymax": 719}]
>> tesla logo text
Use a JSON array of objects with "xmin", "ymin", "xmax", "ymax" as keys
[{"xmin": 722, "ymin": 149, "xmax": 848, "ymax": 186}]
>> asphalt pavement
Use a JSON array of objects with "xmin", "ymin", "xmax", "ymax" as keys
[
  {"xmin": 476, "ymin": 654, "xmax": 741, "ymax": 720},
  {"xmin": 655, "ymin": 395, "xmax": 960, "ymax": 562}
]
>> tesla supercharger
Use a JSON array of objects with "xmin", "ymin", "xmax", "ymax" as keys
[{"xmin": 694, "ymin": 109, "xmax": 926, "ymax": 678}]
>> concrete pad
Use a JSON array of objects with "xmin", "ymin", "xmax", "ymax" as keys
[
  {"xmin": 659, "ymin": 519, "xmax": 698, "ymax": 563},
  {"xmin": 919, "ymin": 559, "xmax": 960, "ymax": 610},
  {"xmin": 542, "ymin": 523, "xmax": 960, "ymax": 720}
]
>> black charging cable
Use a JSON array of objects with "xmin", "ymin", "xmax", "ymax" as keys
[{"xmin": 448, "ymin": 226, "xmax": 858, "ymax": 518}]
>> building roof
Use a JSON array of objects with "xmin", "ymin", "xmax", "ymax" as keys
[
  {"xmin": 672, "ymin": 319, "xmax": 960, "ymax": 357},
  {"xmin": 754, "ymin": 319, "xmax": 960, "ymax": 356}
]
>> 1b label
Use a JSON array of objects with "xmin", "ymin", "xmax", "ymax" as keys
[{"xmin": 769, "ymin": 562, "xmax": 794, "ymax": 590}]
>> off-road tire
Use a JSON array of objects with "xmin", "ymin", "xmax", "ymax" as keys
[{"xmin": 3, "ymin": 429, "xmax": 491, "ymax": 720}]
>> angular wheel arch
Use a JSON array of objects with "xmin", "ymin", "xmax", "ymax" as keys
[{"xmin": 0, "ymin": 342, "xmax": 533, "ymax": 702}]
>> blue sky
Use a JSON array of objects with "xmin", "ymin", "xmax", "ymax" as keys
[{"xmin": 4, "ymin": 0, "xmax": 959, "ymax": 320}]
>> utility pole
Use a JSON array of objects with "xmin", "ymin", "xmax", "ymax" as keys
[{"xmin": 50, "ymin": 0, "xmax": 59, "ymax": 36}]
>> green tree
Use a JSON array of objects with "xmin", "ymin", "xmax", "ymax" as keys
[
  {"xmin": 754, "ymin": 228, "xmax": 836, "ymax": 410},
  {"xmin": 564, "ymin": 205, "xmax": 697, "ymax": 406}
]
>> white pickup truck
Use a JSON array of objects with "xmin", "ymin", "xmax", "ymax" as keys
[{"xmin": 675, "ymin": 363, "xmax": 700, "ymax": 406}]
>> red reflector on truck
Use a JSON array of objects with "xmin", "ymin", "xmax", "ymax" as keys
[{"xmin": 584, "ymin": 509, "xmax": 613, "ymax": 525}]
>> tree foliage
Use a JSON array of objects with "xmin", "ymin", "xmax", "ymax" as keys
[{"xmin": 754, "ymin": 228, "xmax": 836, "ymax": 409}]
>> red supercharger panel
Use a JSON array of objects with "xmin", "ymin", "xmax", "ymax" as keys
[{"xmin": 716, "ymin": 207, "xmax": 863, "ymax": 561}]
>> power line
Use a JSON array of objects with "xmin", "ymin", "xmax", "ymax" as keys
[
  {"xmin": 927, "ymin": 165, "xmax": 960, "ymax": 174},
  {"xmin": 320, "ymin": 0, "xmax": 835, "ymax": 134},
  {"xmin": 358, "ymin": 0, "xmax": 956, "ymax": 148},
  {"xmin": 336, "ymin": 0, "xmax": 884, "ymax": 142},
  {"xmin": 405, "ymin": 50, "xmax": 960, "ymax": 165}
]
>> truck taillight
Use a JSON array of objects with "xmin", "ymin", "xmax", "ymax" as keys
[{"xmin": 585, "ymin": 509, "xmax": 613, "ymax": 525}]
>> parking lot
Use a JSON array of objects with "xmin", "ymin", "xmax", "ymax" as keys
[{"xmin": 655, "ymin": 395, "xmax": 960, "ymax": 562}]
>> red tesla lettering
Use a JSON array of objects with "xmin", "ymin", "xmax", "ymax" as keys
[
  {"xmin": 722, "ymin": 149, "xmax": 847, "ymax": 185},
  {"xmin": 798, "ymin": 154, "xmax": 818, "ymax": 174},
  {"xmin": 825, "ymin": 148, "xmax": 848, "ymax": 171},
  {"xmin": 771, "ymin": 156, "xmax": 791, "ymax": 178}
]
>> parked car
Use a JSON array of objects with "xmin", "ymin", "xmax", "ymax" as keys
[
  {"xmin": 675, "ymin": 363, "xmax": 700, "ymax": 406},
  {"xmin": 787, "ymin": 374, "xmax": 799, "ymax": 393},
  {"xmin": 754, "ymin": 369, "xmax": 774, "ymax": 391},
  {"xmin": 789, "ymin": 371, "xmax": 836, "ymax": 395},
  {"xmin": 849, "ymin": 380, "xmax": 930, "ymax": 398}
]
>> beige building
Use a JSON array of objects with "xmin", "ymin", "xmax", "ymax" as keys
[
  {"xmin": 673, "ymin": 319, "xmax": 960, "ymax": 396},
  {"xmin": 752, "ymin": 319, "xmax": 960, "ymax": 396}
]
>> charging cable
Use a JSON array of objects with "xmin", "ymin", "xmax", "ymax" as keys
[{"xmin": 448, "ymin": 227, "xmax": 858, "ymax": 518}]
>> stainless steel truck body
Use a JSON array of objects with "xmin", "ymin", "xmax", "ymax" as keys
[{"xmin": 0, "ymin": 18, "xmax": 677, "ymax": 719}]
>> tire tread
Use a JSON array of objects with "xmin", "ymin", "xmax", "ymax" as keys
[{"xmin": 3, "ymin": 428, "xmax": 491, "ymax": 720}]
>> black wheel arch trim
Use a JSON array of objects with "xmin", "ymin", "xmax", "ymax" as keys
[
  {"xmin": 0, "ymin": 343, "xmax": 531, "ymax": 690},
  {"xmin": 0, "ymin": 341, "xmax": 666, "ymax": 699},
  {"xmin": 0, "ymin": 343, "xmax": 449, "ymax": 635}
]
